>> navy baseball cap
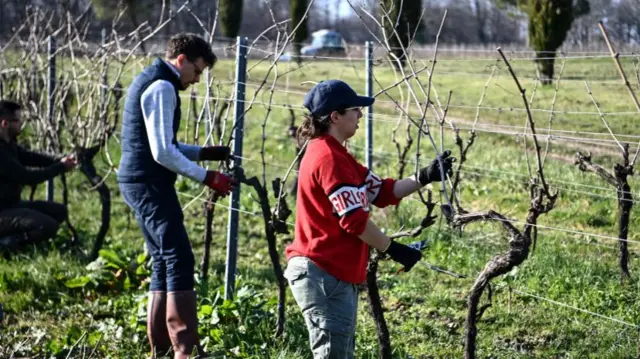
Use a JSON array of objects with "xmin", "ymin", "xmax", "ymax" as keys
[{"xmin": 303, "ymin": 80, "xmax": 374, "ymax": 117}]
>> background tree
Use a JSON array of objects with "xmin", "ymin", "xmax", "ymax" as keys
[
  {"xmin": 566, "ymin": 0, "xmax": 611, "ymax": 47},
  {"xmin": 499, "ymin": 0, "xmax": 590, "ymax": 85},
  {"xmin": 11, "ymin": 0, "xmax": 640, "ymax": 49},
  {"xmin": 380, "ymin": 0, "xmax": 423, "ymax": 69},
  {"xmin": 91, "ymin": 0, "xmax": 158, "ymax": 53},
  {"xmin": 219, "ymin": 0, "xmax": 243, "ymax": 39},
  {"xmin": 612, "ymin": 0, "xmax": 640, "ymax": 45},
  {"xmin": 472, "ymin": 0, "xmax": 489, "ymax": 43},
  {"xmin": 290, "ymin": 0, "xmax": 308, "ymax": 64}
]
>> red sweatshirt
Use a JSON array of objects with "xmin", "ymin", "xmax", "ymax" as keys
[{"xmin": 286, "ymin": 134, "xmax": 401, "ymax": 284}]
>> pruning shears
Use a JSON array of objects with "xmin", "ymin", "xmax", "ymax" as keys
[{"xmin": 396, "ymin": 239, "xmax": 467, "ymax": 279}]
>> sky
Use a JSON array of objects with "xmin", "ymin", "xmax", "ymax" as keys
[{"xmin": 333, "ymin": 0, "xmax": 452, "ymax": 18}]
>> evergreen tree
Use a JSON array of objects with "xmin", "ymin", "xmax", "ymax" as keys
[
  {"xmin": 499, "ymin": 0, "xmax": 590, "ymax": 85},
  {"xmin": 290, "ymin": 0, "xmax": 308, "ymax": 64},
  {"xmin": 219, "ymin": 0, "xmax": 244, "ymax": 38}
]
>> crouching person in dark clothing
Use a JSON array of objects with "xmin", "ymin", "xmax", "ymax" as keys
[{"xmin": 0, "ymin": 100, "xmax": 77, "ymax": 252}]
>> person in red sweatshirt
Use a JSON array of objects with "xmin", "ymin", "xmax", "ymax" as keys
[{"xmin": 284, "ymin": 80, "xmax": 454, "ymax": 359}]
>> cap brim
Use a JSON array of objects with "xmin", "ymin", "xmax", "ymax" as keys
[{"xmin": 351, "ymin": 95, "xmax": 374, "ymax": 108}]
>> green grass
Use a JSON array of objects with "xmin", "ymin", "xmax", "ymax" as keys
[{"xmin": 2, "ymin": 51, "xmax": 640, "ymax": 358}]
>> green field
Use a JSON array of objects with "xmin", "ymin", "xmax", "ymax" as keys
[{"xmin": 2, "ymin": 50, "xmax": 640, "ymax": 358}]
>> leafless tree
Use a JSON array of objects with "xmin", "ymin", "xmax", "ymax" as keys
[
  {"xmin": 449, "ymin": 48, "xmax": 558, "ymax": 359},
  {"xmin": 574, "ymin": 22, "xmax": 640, "ymax": 282}
]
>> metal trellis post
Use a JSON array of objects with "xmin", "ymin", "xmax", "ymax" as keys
[
  {"xmin": 365, "ymin": 41, "xmax": 374, "ymax": 169},
  {"xmin": 46, "ymin": 35, "xmax": 56, "ymax": 202},
  {"xmin": 101, "ymin": 28, "xmax": 107, "ymax": 103},
  {"xmin": 224, "ymin": 37, "xmax": 247, "ymax": 300},
  {"xmin": 204, "ymin": 30, "xmax": 211, "ymax": 146}
]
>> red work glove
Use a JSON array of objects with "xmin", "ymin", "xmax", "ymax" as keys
[
  {"xmin": 200, "ymin": 146, "xmax": 232, "ymax": 161},
  {"xmin": 202, "ymin": 171, "xmax": 236, "ymax": 197}
]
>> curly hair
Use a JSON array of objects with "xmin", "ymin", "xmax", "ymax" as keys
[
  {"xmin": 296, "ymin": 108, "xmax": 347, "ymax": 147},
  {"xmin": 165, "ymin": 33, "xmax": 216, "ymax": 67}
]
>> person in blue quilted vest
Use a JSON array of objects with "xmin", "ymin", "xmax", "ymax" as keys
[{"xmin": 118, "ymin": 33, "xmax": 234, "ymax": 359}]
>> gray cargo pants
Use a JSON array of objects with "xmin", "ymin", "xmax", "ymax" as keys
[{"xmin": 284, "ymin": 256, "xmax": 358, "ymax": 359}]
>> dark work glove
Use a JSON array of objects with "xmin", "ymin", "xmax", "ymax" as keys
[
  {"xmin": 385, "ymin": 240, "xmax": 422, "ymax": 272},
  {"xmin": 200, "ymin": 146, "xmax": 232, "ymax": 161},
  {"xmin": 418, "ymin": 150, "xmax": 455, "ymax": 185}
]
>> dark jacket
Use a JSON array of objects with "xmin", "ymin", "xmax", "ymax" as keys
[
  {"xmin": 117, "ymin": 58, "xmax": 182, "ymax": 184},
  {"xmin": 0, "ymin": 138, "xmax": 65, "ymax": 210}
]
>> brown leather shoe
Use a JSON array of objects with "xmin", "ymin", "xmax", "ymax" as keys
[
  {"xmin": 147, "ymin": 291, "xmax": 172, "ymax": 358},
  {"xmin": 166, "ymin": 291, "xmax": 205, "ymax": 358}
]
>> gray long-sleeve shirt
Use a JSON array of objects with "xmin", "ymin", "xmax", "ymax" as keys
[{"xmin": 140, "ymin": 60, "xmax": 207, "ymax": 183}]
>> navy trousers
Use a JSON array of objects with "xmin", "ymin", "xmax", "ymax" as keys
[{"xmin": 119, "ymin": 181, "xmax": 194, "ymax": 292}]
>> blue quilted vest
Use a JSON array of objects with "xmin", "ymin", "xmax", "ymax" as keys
[{"xmin": 118, "ymin": 58, "xmax": 182, "ymax": 184}]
